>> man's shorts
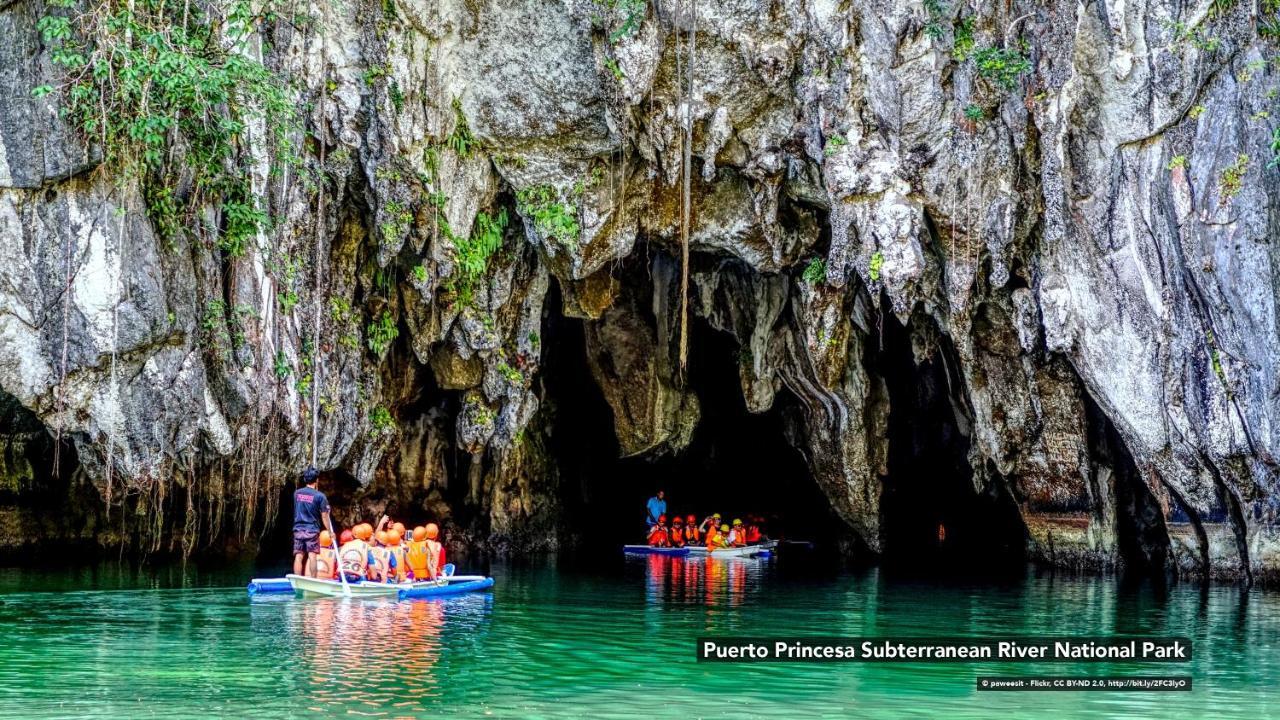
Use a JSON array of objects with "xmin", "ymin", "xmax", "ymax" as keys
[{"xmin": 293, "ymin": 527, "xmax": 320, "ymax": 555}]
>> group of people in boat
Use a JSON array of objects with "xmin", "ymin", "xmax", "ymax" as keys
[
  {"xmin": 292, "ymin": 468, "xmax": 446, "ymax": 583},
  {"xmin": 644, "ymin": 490, "xmax": 767, "ymax": 549}
]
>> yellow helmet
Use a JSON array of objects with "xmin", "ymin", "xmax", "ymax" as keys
[
  {"xmin": 720, "ymin": 524, "xmax": 730, "ymax": 532},
  {"xmin": 732, "ymin": 519, "xmax": 743, "ymax": 526}
]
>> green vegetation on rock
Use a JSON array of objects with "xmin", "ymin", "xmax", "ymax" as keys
[
  {"xmin": 802, "ymin": 258, "xmax": 827, "ymax": 285},
  {"xmin": 451, "ymin": 209, "xmax": 510, "ymax": 306},
  {"xmin": 973, "ymin": 46, "xmax": 1032, "ymax": 91},
  {"xmin": 869, "ymin": 251, "xmax": 884, "ymax": 282},
  {"xmin": 35, "ymin": 0, "xmax": 299, "ymax": 256},
  {"xmin": 517, "ymin": 186, "xmax": 580, "ymax": 248}
]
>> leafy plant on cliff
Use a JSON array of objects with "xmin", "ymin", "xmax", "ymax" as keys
[
  {"xmin": 592, "ymin": 0, "xmax": 647, "ymax": 44},
  {"xmin": 517, "ymin": 185, "xmax": 579, "ymax": 248},
  {"xmin": 973, "ymin": 46, "xmax": 1032, "ymax": 91},
  {"xmin": 369, "ymin": 406, "xmax": 397, "ymax": 436},
  {"xmin": 446, "ymin": 98, "xmax": 478, "ymax": 157},
  {"xmin": 497, "ymin": 360, "xmax": 524, "ymax": 385},
  {"xmin": 869, "ymin": 251, "xmax": 885, "ymax": 282},
  {"xmin": 35, "ymin": 0, "xmax": 298, "ymax": 255},
  {"xmin": 379, "ymin": 200, "xmax": 414, "ymax": 245},
  {"xmin": 272, "ymin": 351, "xmax": 291, "ymax": 379},
  {"xmin": 366, "ymin": 311, "xmax": 399, "ymax": 356},
  {"xmin": 951, "ymin": 17, "xmax": 975, "ymax": 60},
  {"xmin": 923, "ymin": 0, "xmax": 948, "ymax": 39},
  {"xmin": 1217, "ymin": 154, "xmax": 1248, "ymax": 204},
  {"xmin": 450, "ymin": 209, "xmax": 510, "ymax": 306},
  {"xmin": 802, "ymin": 258, "xmax": 827, "ymax": 285}
]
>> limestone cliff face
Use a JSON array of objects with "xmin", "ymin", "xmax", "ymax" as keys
[{"xmin": 0, "ymin": 0, "xmax": 1277, "ymax": 579}]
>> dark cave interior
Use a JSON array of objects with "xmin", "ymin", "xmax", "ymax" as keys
[
  {"xmin": 539, "ymin": 276, "xmax": 849, "ymax": 551},
  {"xmin": 872, "ymin": 312, "xmax": 1029, "ymax": 572}
]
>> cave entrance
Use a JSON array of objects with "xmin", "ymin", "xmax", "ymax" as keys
[
  {"xmin": 541, "ymin": 277, "xmax": 845, "ymax": 551},
  {"xmin": 874, "ymin": 313, "xmax": 1027, "ymax": 572}
]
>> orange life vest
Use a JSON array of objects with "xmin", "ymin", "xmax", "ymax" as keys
[
  {"xmin": 746, "ymin": 526, "xmax": 761, "ymax": 543},
  {"xmin": 406, "ymin": 540, "xmax": 431, "ymax": 578},
  {"xmin": 686, "ymin": 526, "xmax": 701, "ymax": 544},
  {"xmin": 706, "ymin": 531, "xmax": 727, "ymax": 550},
  {"xmin": 669, "ymin": 526, "xmax": 686, "ymax": 546},
  {"xmin": 729, "ymin": 528, "xmax": 746, "ymax": 547},
  {"xmin": 647, "ymin": 526, "xmax": 669, "ymax": 547},
  {"xmin": 338, "ymin": 540, "xmax": 370, "ymax": 577},
  {"xmin": 316, "ymin": 547, "xmax": 338, "ymax": 579},
  {"xmin": 370, "ymin": 546, "xmax": 391, "ymax": 580},
  {"xmin": 386, "ymin": 546, "xmax": 407, "ymax": 581}
]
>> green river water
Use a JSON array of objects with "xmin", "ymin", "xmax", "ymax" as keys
[{"xmin": 0, "ymin": 554, "xmax": 1276, "ymax": 719}]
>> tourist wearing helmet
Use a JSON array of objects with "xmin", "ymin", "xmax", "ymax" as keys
[
  {"xmin": 338, "ymin": 524, "xmax": 375, "ymax": 582},
  {"xmin": 728, "ymin": 519, "xmax": 746, "ymax": 547},
  {"xmin": 314, "ymin": 531, "xmax": 338, "ymax": 580},
  {"xmin": 668, "ymin": 516, "xmax": 686, "ymax": 547},
  {"xmin": 647, "ymin": 515, "xmax": 670, "ymax": 547},
  {"xmin": 705, "ymin": 523, "xmax": 730, "ymax": 551},
  {"xmin": 405, "ymin": 526, "xmax": 432, "ymax": 580},
  {"xmin": 423, "ymin": 523, "xmax": 445, "ymax": 580},
  {"xmin": 698, "ymin": 513, "xmax": 721, "ymax": 537},
  {"xmin": 684, "ymin": 515, "xmax": 701, "ymax": 544},
  {"xmin": 384, "ymin": 529, "xmax": 408, "ymax": 583}
]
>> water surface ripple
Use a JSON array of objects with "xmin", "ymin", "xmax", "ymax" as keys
[{"xmin": 0, "ymin": 557, "xmax": 1275, "ymax": 718}]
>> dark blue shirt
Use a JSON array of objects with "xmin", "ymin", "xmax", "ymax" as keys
[{"xmin": 292, "ymin": 487, "xmax": 330, "ymax": 530}]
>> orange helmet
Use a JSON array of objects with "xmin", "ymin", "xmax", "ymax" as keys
[
  {"xmin": 340, "ymin": 529, "xmax": 354, "ymax": 544},
  {"xmin": 355, "ymin": 523, "xmax": 373, "ymax": 541},
  {"xmin": 672, "ymin": 517, "xmax": 683, "ymax": 525},
  {"xmin": 425, "ymin": 523, "xmax": 439, "ymax": 540},
  {"xmin": 386, "ymin": 529, "xmax": 402, "ymax": 546},
  {"xmin": 376, "ymin": 530, "xmax": 388, "ymax": 546},
  {"xmin": 392, "ymin": 522, "xmax": 406, "ymax": 537},
  {"xmin": 319, "ymin": 530, "xmax": 332, "ymax": 547},
  {"xmin": 412, "ymin": 526, "xmax": 427, "ymax": 541},
  {"xmin": 686, "ymin": 515, "xmax": 696, "ymax": 524}
]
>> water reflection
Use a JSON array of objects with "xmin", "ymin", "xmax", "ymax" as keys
[
  {"xmin": 0, "ymin": 562, "xmax": 1276, "ymax": 718},
  {"xmin": 247, "ymin": 591, "xmax": 492, "ymax": 716},
  {"xmin": 640, "ymin": 554, "xmax": 768, "ymax": 607}
]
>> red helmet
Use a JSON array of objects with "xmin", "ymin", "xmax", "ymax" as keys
[
  {"xmin": 673, "ymin": 517, "xmax": 683, "ymax": 525},
  {"xmin": 658, "ymin": 514, "xmax": 667, "ymax": 523},
  {"xmin": 339, "ymin": 529, "xmax": 354, "ymax": 544},
  {"xmin": 686, "ymin": 515, "xmax": 696, "ymax": 523}
]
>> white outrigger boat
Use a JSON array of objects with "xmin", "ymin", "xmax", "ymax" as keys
[
  {"xmin": 286, "ymin": 574, "xmax": 401, "ymax": 598},
  {"xmin": 282, "ymin": 565, "xmax": 494, "ymax": 599},
  {"xmin": 686, "ymin": 539, "xmax": 778, "ymax": 557}
]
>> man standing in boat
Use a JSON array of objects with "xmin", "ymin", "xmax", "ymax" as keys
[
  {"xmin": 645, "ymin": 489, "xmax": 666, "ymax": 528},
  {"xmin": 292, "ymin": 467, "xmax": 332, "ymax": 578}
]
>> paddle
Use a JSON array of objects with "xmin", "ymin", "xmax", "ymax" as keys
[{"xmin": 324, "ymin": 515, "xmax": 351, "ymax": 598}]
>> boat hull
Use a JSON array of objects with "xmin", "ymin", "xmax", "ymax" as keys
[
  {"xmin": 397, "ymin": 578, "xmax": 495, "ymax": 599},
  {"xmin": 286, "ymin": 574, "xmax": 402, "ymax": 598},
  {"xmin": 283, "ymin": 574, "xmax": 497, "ymax": 599},
  {"xmin": 686, "ymin": 540, "xmax": 778, "ymax": 557},
  {"xmin": 622, "ymin": 545, "xmax": 691, "ymax": 556}
]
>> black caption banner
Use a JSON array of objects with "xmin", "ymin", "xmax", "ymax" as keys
[{"xmin": 695, "ymin": 637, "xmax": 1193, "ymax": 663}]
